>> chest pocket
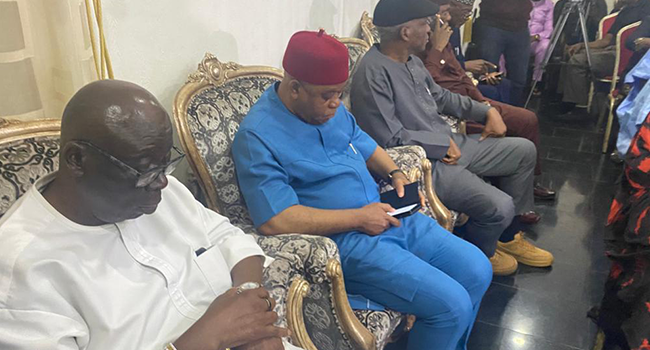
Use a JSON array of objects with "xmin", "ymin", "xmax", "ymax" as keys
[{"xmin": 193, "ymin": 246, "xmax": 232, "ymax": 297}]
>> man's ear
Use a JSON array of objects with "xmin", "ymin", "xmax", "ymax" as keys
[
  {"xmin": 400, "ymin": 25, "xmax": 411, "ymax": 43},
  {"xmin": 288, "ymin": 79, "xmax": 302, "ymax": 99},
  {"xmin": 61, "ymin": 142, "xmax": 86, "ymax": 178}
]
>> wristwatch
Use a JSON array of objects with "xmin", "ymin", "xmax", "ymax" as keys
[
  {"xmin": 387, "ymin": 168, "xmax": 406, "ymax": 181},
  {"xmin": 236, "ymin": 281, "xmax": 261, "ymax": 294}
]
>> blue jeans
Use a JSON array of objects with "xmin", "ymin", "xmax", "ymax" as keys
[
  {"xmin": 333, "ymin": 213, "xmax": 492, "ymax": 350},
  {"xmin": 474, "ymin": 22, "xmax": 531, "ymax": 106},
  {"xmin": 478, "ymin": 77, "xmax": 512, "ymax": 105}
]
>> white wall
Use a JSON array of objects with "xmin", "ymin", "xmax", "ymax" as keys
[{"xmin": 103, "ymin": 0, "xmax": 379, "ymax": 115}]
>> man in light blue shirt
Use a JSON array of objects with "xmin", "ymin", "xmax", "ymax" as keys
[
  {"xmin": 617, "ymin": 50, "xmax": 650, "ymax": 156},
  {"xmin": 232, "ymin": 29, "xmax": 491, "ymax": 350}
]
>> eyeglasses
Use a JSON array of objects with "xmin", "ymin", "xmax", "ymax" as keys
[{"xmin": 74, "ymin": 140, "xmax": 185, "ymax": 188}]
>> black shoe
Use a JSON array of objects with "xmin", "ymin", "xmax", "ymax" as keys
[
  {"xmin": 610, "ymin": 150, "xmax": 624, "ymax": 164},
  {"xmin": 534, "ymin": 183, "xmax": 556, "ymax": 200}
]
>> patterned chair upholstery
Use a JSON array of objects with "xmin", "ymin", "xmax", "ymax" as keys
[
  {"xmin": 174, "ymin": 53, "xmax": 457, "ymax": 350},
  {"xmin": 336, "ymin": 37, "xmax": 370, "ymax": 111},
  {"xmin": 0, "ymin": 119, "xmax": 61, "ymax": 217}
]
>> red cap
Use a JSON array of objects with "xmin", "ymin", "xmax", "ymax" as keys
[{"xmin": 282, "ymin": 30, "xmax": 349, "ymax": 86}]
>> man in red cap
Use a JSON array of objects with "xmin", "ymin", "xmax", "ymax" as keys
[{"xmin": 233, "ymin": 29, "xmax": 492, "ymax": 350}]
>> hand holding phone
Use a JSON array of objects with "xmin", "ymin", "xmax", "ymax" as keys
[{"xmin": 480, "ymin": 71, "xmax": 503, "ymax": 85}]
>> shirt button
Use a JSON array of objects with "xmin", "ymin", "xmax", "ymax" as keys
[{"xmin": 440, "ymin": 59, "xmax": 446, "ymax": 65}]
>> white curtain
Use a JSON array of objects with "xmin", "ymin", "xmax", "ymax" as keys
[{"xmin": 0, "ymin": 0, "xmax": 98, "ymax": 121}]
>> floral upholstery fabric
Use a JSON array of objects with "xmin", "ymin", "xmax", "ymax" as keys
[
  {"xmin": 342, "ymin": 42, "xmax": 369, "ymax": 111},
  {"xmin": 354, "ymin": 309, "xmax": 404, "ymax": 350},
  {"xmin": 0, "ymin": 136, "xmax": 60, "ymax": 216},
  {"xmin": 345, "ymin": 43, "xmax": 367, "ymax": 77},
  {"xmin": 186, "ymin": 76, "xmax": 280, "ymax": 226}
]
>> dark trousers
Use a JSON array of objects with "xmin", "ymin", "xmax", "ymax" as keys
[
  {"xmin": 466, "ymin": 99, "xmax": 542, "ymax": 175},
  {"xmin": 478, "ymin": 78, "xmax": 512, "ymax": 105},
  {"xmin": 558, "ymin": 47, "xmax": 616, "ymax": 106},
  {"xmin": 473, "ymin": 22, "xmax": 532, "ymax": 106}
]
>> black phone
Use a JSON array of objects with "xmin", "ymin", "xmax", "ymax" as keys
[{"xmin": 379, "ymin": 182, "xmax": 421, "ymax": 219}]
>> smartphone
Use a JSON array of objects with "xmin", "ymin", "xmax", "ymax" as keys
[
  {"xmin": 380, "ymin": 182, "xmax": 421, "ymax": 219},
  {"xmin": 479, "ymin": 71, "xmax": 504, "ymax": 82}
]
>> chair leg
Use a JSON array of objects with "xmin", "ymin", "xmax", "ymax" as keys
[{"xmin": 601, "ymin": 96, "xmax": 616, "ymax": 154}]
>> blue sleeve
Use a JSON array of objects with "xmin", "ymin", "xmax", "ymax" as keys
[
  {"xmin": 232, "ymin": 129, "xmax": 300, "ymax": 227},
  {"xmin": 346, "ymin": 108, "xmax": 378, "ymax": 160}
]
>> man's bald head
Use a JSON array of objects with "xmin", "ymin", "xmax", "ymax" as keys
[
  {"xmin": 61, "ymin": 80, "xmax": 172, "ymax": 156},
  {"xmin": 50, "ymin": 80, "xmax": 174, "ymax": 225}
]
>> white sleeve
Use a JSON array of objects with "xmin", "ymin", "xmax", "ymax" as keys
[{"xmin": 0, "ymin": 309, "xmax": 87, "ymax": 350}]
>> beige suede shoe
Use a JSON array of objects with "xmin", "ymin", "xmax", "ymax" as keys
[
  {"xmin": 489, "ymin": 250, "xmax": 518, "ymax": 276},
  {"xmin": 497, "ymin": 232, "xmax": 554, "ymax": 267}
]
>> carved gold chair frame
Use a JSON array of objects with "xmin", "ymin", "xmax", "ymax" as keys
[{"xmin": 0, "ymin": 118, "xmax": 61, "ymax": 144}]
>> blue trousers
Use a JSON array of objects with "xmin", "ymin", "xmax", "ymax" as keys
[
  {"xmin": 474, "ymin": 22, "xmax": 531, "ymax": 106},
  {"xmin": 478, "ymin": 78, "xmax": 512, "ymax": 105},
  {"xmin": 332, "ymin": 213, "xmax": 492, "ymax": 350}
]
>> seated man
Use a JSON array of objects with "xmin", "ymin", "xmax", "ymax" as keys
[
  {"xmin": 558, "ymin": 0, "xmax": 650, "ymax": 119},
  {"xmin": 624, "ymin": 15, "xmax": 650, "ymax": 77},
  {"xmin": 446, "ymin": 21, "xmax": 513, "ymax": 104},
  {"xmin": 0, "ymin": 80, "xmax": 296, "ymax": 350},
  {"xmin": 350, "ymin": 0, "xmax": 554, "ymax": 275},
  {"xmin": 233, "ymin": 29, "xmax": 492, "ymax": 350},
  {"xmin": 425, "ymin": 0, "xmax": 555, "ymax": 200}
]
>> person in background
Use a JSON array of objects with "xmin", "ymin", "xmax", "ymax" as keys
[
  {"xmin": 558, "ymin": 0, "xmax": 650, "ymax": 120},
  {"xmin": 624, "ymin": 15, "xmax": 650, "ymax": 77},
  {"xmin": 351, "ymin": 0, "xmax": 555, "ymax": 276},
  {"xmin": 473, "ymin": 0, "xmax": 534, "ymax": 106},
  {"xmin": 553, "ymin": 0, "xmax": 607, "ymax": 45},
  {"xmin": 425, "ymin": 0, "xmax": 556, "ymax": 200},
  {"xmin": 615, "ymin": 50, "xmax": 650, "ymax": 158},
  {"xmin": 597, "ymin": 107, "xmax": 650, "ymax": 350},
  {"xmin": 449, "ymin": 28, "xmax": 514, "ymax": 104},
  {"xmin": 529, "ymin": 0, "xmax": 555, "ymax": 94}
]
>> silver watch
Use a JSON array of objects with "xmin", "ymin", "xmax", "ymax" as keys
[{"xmin": 236, "ymin": 281, "xmax": 261, "ymax": 294}]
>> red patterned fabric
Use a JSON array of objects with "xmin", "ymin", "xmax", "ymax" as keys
[{"xmin": 598, "ymin": 111, "xmax": 650, "ymax": 349}]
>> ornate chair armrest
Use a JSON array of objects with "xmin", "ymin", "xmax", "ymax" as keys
[
  {"xmin": 240, "ymin": 224, "xmax": 338, "ymax": 285},
  {"xmin": 383, "ymin": 146, "xmax": 454, "ymax": 232},
  {"xmin": 238, "ymin": 224, "xmax": 376, "ymax": 350}
]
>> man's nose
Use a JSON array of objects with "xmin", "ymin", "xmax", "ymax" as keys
[
  {"xmin": 146, "ymin": 173, "xmax": 169, "ymax": 191},
  {"xmin": 329, "ymin": 95, "xmax": 342, "ymax": 109}
]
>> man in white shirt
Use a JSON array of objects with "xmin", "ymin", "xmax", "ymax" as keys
[{"xmin": 0, "ymin": 80, "xmax": 297, "ymax": 350}]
